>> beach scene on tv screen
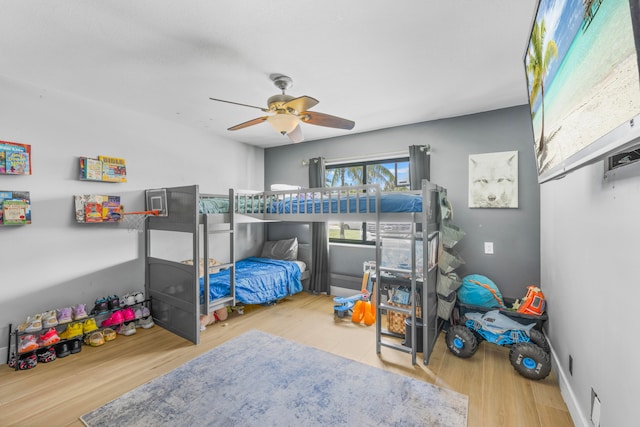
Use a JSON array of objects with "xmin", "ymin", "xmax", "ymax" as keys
[{"xmin": 525, "ymin": 0, "xmax": 640, "ymax": 176}]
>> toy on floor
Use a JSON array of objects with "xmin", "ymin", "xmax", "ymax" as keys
[
  {"xmin": 199, "ymin": 307, "xmax": 229, "ymax": 331},
  {"xmin": 512, "ymin": 286, "xmax": 546, "ymax": 316},
  {"xmin": 446, "ymin": 310, "xmax": 551, "ymax": 380},
  {"xmin": 333, "ymin": 290, "xmax": 375, "ymax": 326}
]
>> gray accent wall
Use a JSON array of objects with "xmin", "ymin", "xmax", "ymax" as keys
[{"xmin": 265, "ymin": 105, "xmax": 540, "ymax": 300}]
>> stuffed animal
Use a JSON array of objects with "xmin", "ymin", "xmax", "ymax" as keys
[{"xmin": 199, "ymin": 307, "xmax": 229, "ymax": 331}]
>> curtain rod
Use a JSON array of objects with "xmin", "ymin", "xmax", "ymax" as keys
[{"xmin": 302, "ymin": 148, "xmax": 428, "ymax": 166}]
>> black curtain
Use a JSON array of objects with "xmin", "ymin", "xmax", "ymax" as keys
[
  {"xmin": 308, "ymin": 157, "xmax": 330, "ymax": 294},
  {"xmin": 409, "ymin": 145, "xmax": 431, "ymax": 190}
]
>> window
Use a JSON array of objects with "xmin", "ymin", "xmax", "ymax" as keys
[{"xmin": 325, "ymin": 158, "xmax": 410, "ymax": 244}]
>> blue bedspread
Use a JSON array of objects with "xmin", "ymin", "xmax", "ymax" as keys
[
  {"xmin": 267, "ymin": 192, "xmax": 422, "ymax": 214},
  {"xmin": 202, "ymin": 257, "xmax": 303, "ymax": 305}
]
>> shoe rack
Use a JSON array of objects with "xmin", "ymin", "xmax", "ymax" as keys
[{"xmin": 7, "ymin": 296, "xmax": 152, "ymax": 371}]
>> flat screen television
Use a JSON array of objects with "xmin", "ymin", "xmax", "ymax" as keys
[{"xmin": 524, "ymin": 0, "xmax": 640, "ymax": 183}]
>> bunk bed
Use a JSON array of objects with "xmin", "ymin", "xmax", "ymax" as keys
[{"xmin": 146, "ymin": 181, "xmax": 446, "ymax": 365}]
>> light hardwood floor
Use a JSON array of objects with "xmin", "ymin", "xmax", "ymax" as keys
[{"xmin": 0, "ymin": 292, "xmax": 574, "ymax": 426}]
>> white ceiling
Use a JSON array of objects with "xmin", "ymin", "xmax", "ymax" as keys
[{"xmin": 1, "ymin": 1, "xmax": 537, "ymax": 148}]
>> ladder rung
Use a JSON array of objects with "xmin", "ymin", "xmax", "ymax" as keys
[
  {"xmin": 380, "ymin": 340, "xmax": 412, "ymax": 354},
  {"xmin": 379, "ymin": 302, "xmax": 413, "ymax": 315}
]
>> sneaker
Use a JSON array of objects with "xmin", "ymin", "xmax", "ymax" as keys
[
  {"xmin": 83, "ymin": 318, "xmax": 98, "ymax": 335},
  {"xmin": 59, "ymin": 322, "xmax": 84, "ymax": 340},
  {"xmin": 54, "ymin": 342, "xmax": 71, "ymax": 358},
  {"xmin": 121, "ymin": 293, "xmax": 136, "ymax": 306},
  {"xmin": 36, "ymin": 346, "xmax": 57, "ymax": 363},
  {"xmin": 70, "ymin": 338, "xmax": 83, "ymax": 354},
  {"xmin": 18, "ymin": 353, "xmax": 37, "ymax": 370},
  {"xmin": 56, "ymin": 307, "xmax": 73, "ymax": 324},
  {"xmin": 41, "ymin": 310, "xmax": 58, "ymax": 328},
  {"xmin": 137, "ymin": 316, "xmax": 155, "ymax": 329},
  {"xmin": 91, "ymin": 297, "xmax": 109, "ymax": 315},
  {"xmin": 121, "ymin": 307, "xmax": 136, "ymax": 322},
  {"xmin": 18, "ymin": 314, "xmax": 42, "ymax": 333},
  {"xmin": 141, "ymin": 306, "xmax": 151, "ymax": 318},
  {"xmin": 132, "ymin": 291, "xmax": 145, "ymax": 304},
  {"xmin": 18, "ymin": 334, "xmax": 39, "ymax": 353},
  {"xmin": 84, "ymin": 331, "xmax": 105, "ymax": 347},
  {"xmin": 133, "ymin": 307, "xmax": 143, "ymax": 320},
  {"xmin": 72, "ymin": 304, "xmax": 88, "ymax": 320},
  {"xmin": 101, "ymin": 310, "xmax": 124, "ymax": 328},
  {"xmin": 102, "ymin": 328, "xmax": 117, "ymax": 341},
  {"xmin": 117, "ymin": 322, "xmax": 136, "ymax": 336},
  {"xmin": 37, "ymin": 328, "xmax": 61, "ymax": 347},
  {"xmin": 107, "ymin": 295, "xmax": 120, "ymax": 310}
]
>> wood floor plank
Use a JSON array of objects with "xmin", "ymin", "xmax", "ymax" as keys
[{"xmin": 0, "ymin": 293, "xmax": 573, "ymax": 426}]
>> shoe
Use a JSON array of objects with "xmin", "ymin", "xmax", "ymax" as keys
[
  {"xmin": 102, "ymin": 328, "xmax": 117, "ymax": 341},
  {"xmin": 83, "ymin": 318, "xmax": 98, "ymax": 334},
  {"xmin": 141, "ymin": 306, "xmax": 150, "ymax": 318},
  {"xmin": 8, "ymin": 353, "xmax": 17, "ymax": 369},
  {"xmin": 18, "ymin": 334, "xmax": 39, "ymax": 353},
  {"xmin": 37, "ymin": 328, "xmax": 61, "ymax": 347},
  {"xmin": 56, "ymin": 307, "xmax": 73, "ymax": 324},
  {"xmin": 72, "ymin": 304, "xmax": 88, "ymax": 320},
  {"xmin": 18, "ymin": 353, "xmax": 37, "ymax": 370},
  {"xmin": 41, "ymin": 310, "xmax": 58, "ymax": 328},
  {"xmin": 59, "ymin": 322, "xmax": 84, "ymax": 340},
  {"xmin": 54, "ymin": 342, "xmax": 71, "ymax": 358},
  {"xmin": 132, "ymin": 291, "xmax": 145, "ymax": 304},
  {"xmin": 84, "ymin": 331, "xmax": 105, "ymax": 347},
  {"xmin": 133, "ymin": 307, "xmax": 143, "ymax": 320},
  {"xmin": 121, "ymin": 307, "xmax": 136, "ymax": 322},
  {"xmin": 18, "ymin": 314, "xmax": 42, "ymax": 333},
  {"xmin": 137, "ymin": 316, "xmax": 155, "ymax": 329},
  {"xmin": 101, "ymin": 310, "xmax": 124, "ymax": 328},
  {"xmin": 70, "ymin": 338, "xmax": 83, "ymax": 354},
  {"xmin": 117, "ymin": 322, "xmax": 136, "ymax": 336},
  {"xmin": 121, "ymin": 293, "xmax": 136, "ymax": 306},
  {"xmin": 36, "ymin": 346, "xmax": 57, "ymax": 363},
  {"xmin": 91, "ymin": 297, "xmax": 109, "ymax": 315},
  {"xmin": 107, "ymin": 295, "xmax": 120, "ymax": 310}
]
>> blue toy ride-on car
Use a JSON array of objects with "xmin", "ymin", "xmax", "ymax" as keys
[{"xmin": 446, "ymin": 310, "xmax": 551, "ymax": 380}]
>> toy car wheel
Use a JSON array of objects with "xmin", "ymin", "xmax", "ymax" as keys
[
  {"xmin": 446, "ymin": 325, "xmax": 478, "ymax": 358},
  {"xmin": 528, "ymin": 329, "xmax": 550, "ymax": 354},
  {"xmin": 461, "ymin": 316, "xmax": 484, "ymax": 342},
  {"xmin": 509, "ymin": 342, "xmax": 551, "ymax": 380}
]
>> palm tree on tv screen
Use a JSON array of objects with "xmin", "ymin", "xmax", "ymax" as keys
[{"xmin": 527, "ymin": 18, "xmax": 558, "ymax": 153}]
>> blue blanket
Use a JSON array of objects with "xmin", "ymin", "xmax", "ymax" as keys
[
  {"xmin": 202, "ymin": 257, "xmax": 303, "ymax": 305},
  {"xmin": 268, "ymin": 192, "xmax": 423, "ymax": 214}
]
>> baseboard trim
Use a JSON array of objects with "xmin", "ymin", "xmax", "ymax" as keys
[{"xmin": 548, "ymin": 334, "xmax": 590, "ymax": 427}]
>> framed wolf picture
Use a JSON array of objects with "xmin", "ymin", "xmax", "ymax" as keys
[{"xmin": 468, "ymin": 151, "xmax": 518, "ymax": 208}]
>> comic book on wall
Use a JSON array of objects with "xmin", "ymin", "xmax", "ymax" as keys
[
  {"xmin": 99, "ymin": 155, "xmax": 127, "ymax": 182},
  {"xmin": 0, "ymin": 191, "xmax": 31, "ymax": 224},
  {"xmin": 0, "ymin": 141, "xmax": 31, "ymax": 174}
]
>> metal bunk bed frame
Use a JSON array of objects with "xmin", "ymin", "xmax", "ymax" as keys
[{"xmin": 144, "ymin": 181, "xmax": 446, "ymax": 365}]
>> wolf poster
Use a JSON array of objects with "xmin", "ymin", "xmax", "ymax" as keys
[{"xmin": 468, "ymin": 151, "xmax": 518, "ymax": 208}]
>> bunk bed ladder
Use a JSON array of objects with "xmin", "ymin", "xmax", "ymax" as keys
[
  {"xmin": 375, "ymin": 216, "xmax": 421, "ymax": 365},
  {"xmin": 202, "ymin": 188, "xmax": 236, "ymax": 313}
]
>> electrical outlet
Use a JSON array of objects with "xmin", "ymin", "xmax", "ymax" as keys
[{"xmin": 484, "ymin": 242, "xmax": 494, "ymax": 254}]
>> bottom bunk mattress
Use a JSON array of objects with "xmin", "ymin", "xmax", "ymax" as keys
[{"xmin": 201, "ymin": 256, "xmax": 303, "ymax": 305}]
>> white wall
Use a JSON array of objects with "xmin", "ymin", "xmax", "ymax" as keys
[
  {"xmin": 0, "ymin": 78, "xmax": 263, "ymax": 360},
  {"xmin": 541, "ymin": 161, "xmax": 640, "ymax": 427}
]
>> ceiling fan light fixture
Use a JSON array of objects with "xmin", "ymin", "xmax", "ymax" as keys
[{"xmin": 267, "ymin": 113, "xmax": 299, "ymax": 135}]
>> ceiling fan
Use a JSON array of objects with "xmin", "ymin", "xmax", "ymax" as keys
[{"xmin": 209, "ymin": 74, "xmax": 355, "ymax": 143}]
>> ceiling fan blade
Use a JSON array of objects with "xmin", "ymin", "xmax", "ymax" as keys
[
  {"xmin": 287, "ymin": 124, "xmax": 304, "ymax": 143},
  {"xmin": 210, "ymin": 97, "xmax": 268, "ymax": 112},
  {"xmin": 283, "ymin": 96, "xmax": 319, "ymax": 114},
  {"xmin": 228, "ymin": 116, "xmax": 268, "ymax": 131},
  {"xmin": 301, "ymin": 111, "xmax": 355, "ymax": 130}
]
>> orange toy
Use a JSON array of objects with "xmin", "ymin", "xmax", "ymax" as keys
[
  {"xmin": 351, "ymin": 300, "xmax": 365, "ymax": 323},
  {"xmin": 516, "ymin": 286, "xmax": 546, "ymax": 316}
]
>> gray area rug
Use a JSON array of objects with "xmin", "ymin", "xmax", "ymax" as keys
[{"xmin": 81, "ymin": 330, "xmax": 468, "ymax": 426}]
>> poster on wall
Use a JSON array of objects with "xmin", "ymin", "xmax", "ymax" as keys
[{"xmin": 468, "ymin": 151, "xmax": 518, "ymax": 208}]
